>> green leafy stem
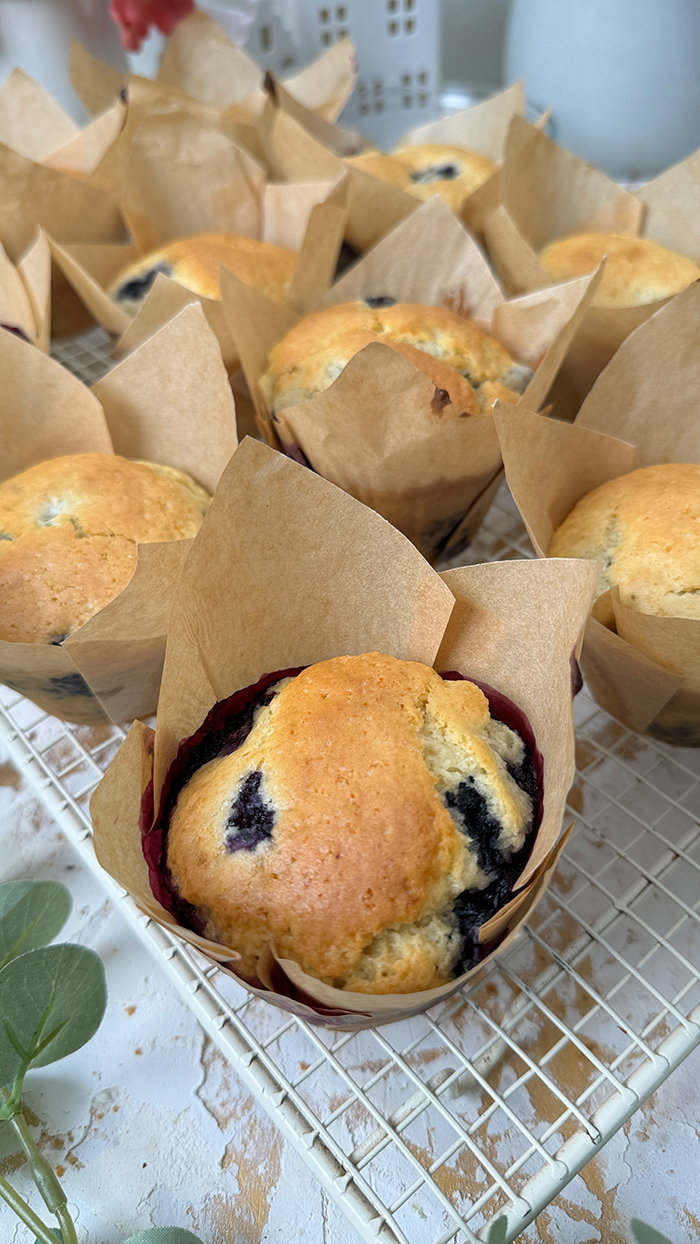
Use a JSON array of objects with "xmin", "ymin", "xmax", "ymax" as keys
[{"xmin": 0, "ymin": 879, "xmax": 203, "ymax": 1244}]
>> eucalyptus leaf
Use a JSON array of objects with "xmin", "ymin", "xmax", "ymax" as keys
[
  {"xmin": 630, "ymin": 1220, "xmax": 677, "ymax": 1244},
  {"xmin": 487, "ymin": 1219, "xmax": 508, "ymax": 1244},
  {"xmin": 122, "ymin": 1231, "xmax": 204, "ymax": 1243},
  {"xmin": 0, "ymin": 943, "xmax": 107, "ymax": 1089},
  {"xmin": 0, "ymin": 882, "xmax": 72, "ymax": 970}
]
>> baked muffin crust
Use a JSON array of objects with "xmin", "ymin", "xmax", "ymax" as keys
[
  {"xmin": 344, "ymin": 151, "xmax": 411, "ymax": 190},
  {"xmin": 0, "ymin": 454, "xmax": 209, "ymax": 643},
  {"xmin": 260, "ymin": 300, "xmax": 532, "ymax": 416},
  {"xmin": 540, "ymin": 233, "xmax": 700, "ymax": 309},
  {"xmin": 346, "ymin": 144, "xmax": 497, "ymax": 213},
  {"xmin": 110, "ymin": 232, "xmax": 298, "ymax": 315},
  {"xmin": 392, "ymin": 143, "xmax": 497, "ymax": 210},
  {"xmin": 166, "ymin": 653, "xmax": 537, "ymax": 994},
  {"xmin": 549, "ymin": 462, "xmax": 700, "ymax": 617}
]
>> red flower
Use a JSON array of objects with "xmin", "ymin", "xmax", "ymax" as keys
[{"xmin": 109, "ymin": 0, "xmax": 195, "ymax": 51}]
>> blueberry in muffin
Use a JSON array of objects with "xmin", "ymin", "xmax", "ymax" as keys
[
  {"xmin": 392, "ymin": 143, "xmax": 497, "ymax": 212},
  {"xmin": 115, "ymin": 263, "xmax": 172, "ymax": 306},
  {"xmin": 156, "ymin": 653, "xmax": 541, "ymax": 995},
  {"xmin": 346, "ymin": 144, "xmax": 497, "ymax": 215},
  {"xmin": 110, "ymin": 233, "xmax": 298, "ymax": 316}
]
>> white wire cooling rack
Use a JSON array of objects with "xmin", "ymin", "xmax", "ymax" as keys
[{"xmin": 1, "ymin": 328, "xmax": 699, "ymax": 1244}]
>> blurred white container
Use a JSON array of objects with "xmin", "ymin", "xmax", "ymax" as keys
[
  {"xmin": 505, "ymin": 0, "xmax": 700, "ymax": 178},
  {"xmin": 0, "ymin": 0, "xmax": 128, "ymax": 120},
  {"xmin": 224, "ymin": 0, "xmax": 440, "ymax": 147}
]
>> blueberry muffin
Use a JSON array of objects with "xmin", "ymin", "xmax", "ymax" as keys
[
  {"xmin": 539, "ymin": 233, "xmax": 700, "ymax": 309},
  {"xmin": 110, "ymin": 232, "xmax": 298, "ymax": 316},
  {"xmin": 346, "ymin": 143, "xmax": 497, "ymax": 214},
  {"xmin": 549, "ymin": 463, "xmax": 700, "ymax": 617},
  {"xmin": 0, "ymin": 454, "xmax": 209, "ymax": 644},
  {"xmin": 392, "ymin": 143, "xmax": 497, "ymax": 211},
  {"xmin": 164, "ymin": 653, "xmax": 539, "ymax": 994},
  {"xmin": 259, "ymin": 300, "xmax": 533, "ymax": 417}
]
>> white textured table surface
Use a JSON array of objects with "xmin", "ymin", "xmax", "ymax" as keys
[{"xmin": 2, "ymin": 744, "xmax": 700, "ymax": 1244}]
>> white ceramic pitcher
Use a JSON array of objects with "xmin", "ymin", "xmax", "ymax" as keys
[
  {"xmin": 505, "ymin": 0, "xmax": 700, "ymax": 177},
  {"xmin": 0, "ymin": 0, "xmax": 128, "ymax": 120}
]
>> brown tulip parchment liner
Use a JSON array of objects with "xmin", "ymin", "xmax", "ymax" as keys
[
  {"xmin": 485, "ymin": 115, "xmax": 700, "ymax": 416},
  {"xmin": 0, "ymin": 67, "xmax": 125, "ymax": 183},
  {"xmin": 0, "ymin": 66, "xmax": 127, "ymax": 338},
  {"xmin": 0, "ymin": 230, "xmax": 51, "ymax": 350},
  {"xmin": 256, "ymin": 79, "xmax": 537, "ymax": 255},
  {"xmin": 67, "ymin": 14, "xmax": 355, "ymax": 179},
  {"xmin": 0, "ymin": 302, "xmax": 237, "ymax": 725},
  {"xmin": 221, "ymin": 194, "xmax": 601, "ymax": 563},
  {"xmin": 378, "ymin": 80, "xmax": 551, "ymax": 244},
  {"xmin": 89, "ymin": 436, "xmax": 597, "ymax": 1029},
  {"xmin": 65, "ymin": 15, "xmax": 354, "ymax": 209},
  {"xmin": 115, "ymin": 12, "xmax": 356, "ymax": 122},
  {"xmin": 495, "ymin": 280, "xmax": 700, "ymax": 744},
  {"xmin": 0, "ymin": 24, "xmax": 350, "ymax": 341},
  {"xmin": 0, "ymin": 66, "xmax": 126, "ymax": 338},
  {"xmin": 0, "ymin": 141, "xmax": 125, "ymax": 265},
  {"xmin": 46, "ymin": 91, "xmax": 349, "ymax": 378}
]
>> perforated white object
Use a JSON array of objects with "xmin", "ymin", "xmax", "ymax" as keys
[
  {"xmin": 242, "ymin": 0, "xmax": 440, "ymax": 146},
  {"xmin": 2, "ymin": 327, "xmax": 697, "ymax": 1244}
]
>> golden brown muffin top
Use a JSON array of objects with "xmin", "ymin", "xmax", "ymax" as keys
[
  {"xmin": 110, "ymin": 232, "xmax": 298, "ymax": 314},
  {"xmin": 346, "ymin": 144, "xmax": 497, "ymax": 212},
  {"xmin": 539, "ymin": 232, "xmax": 700, "ymax": 309},
  {"xmin": 344, "ymin": 150, "xmax": 411, "ymax": 189},
  {"xmin": 0, "ymin": 454, "xmax": 209, "ymax": 643},
  {"xmin": 167, "ymin": 653, "xmax": 533, "ymax": 993},
  {"xmin": 392, "ymin": 143, "xmax": 497, "ymax": 210},
  {"xmin": 259, "ymin": 300, "xmax": 530, "ymax": 416},
  {"xmin": 549, "ymin": 463, "xmax": 700, "ymax": 617}
]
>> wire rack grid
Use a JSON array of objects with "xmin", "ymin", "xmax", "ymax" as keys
[{"xmin": 1, "ymin": 328, "xmax": 698, "ymax": 1244}]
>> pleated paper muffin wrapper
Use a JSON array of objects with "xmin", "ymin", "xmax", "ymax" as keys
[
  {"xmin": 256, "ymin": 78, "xmax": 541, "ymax": 255},
  {"xmin": 0, "ymin": 230, "xmax": 51, "ymax": 351},
  {"xmin": 0, "ymin": 131, "xmax": 128, "ymax": 337},
  {"xmin": 89, "ymin": 436, "xmax": 597, "ymax": 1028},
  {"xmin": 133, "ymin": 12, "xmax": 356, "ymax": 123},
  {"xmin": 396, "ymin": 81, "xmax": 554, "ymax": 244},
  {"xmin": 221, "ymin": 194, "xmax": 602, "ymax": 563},
  {"xmin": 49, "ymin": 176, "xmax": 347, "ymax": 440},
  {"xmin": 68, "ymin": 14, "xmax": 355, "ymax": 153},
  {"xmin": 484, "ymin": 115, "xmax": 700, "ymax": 418},
  {"xmin": 46, "ymin": 49, "xmax": 350, "ymax": 332},
  {"xmin": 46, "ymin": 89, "xmax": 349, "ymax": 377},
  {"xmin": 495, "ymin": 279, "xmax": 700, "ymax": 743},
  {"xmin": 0, "ymin": 135, "xmax": 125, "ymax": 259},
  {"xmin": 45, "ymin": 90, "xmax": 267, "ymax": 357},
  {"xmin": 43, "ymin": 101, "xmax": 126, "ymax": 183},
  {"xmin": 0, "ymin": 302, "xmax": 237, "ymax": 725},
  {"xmin": 0, "ymin": 67, "xmax": 128, "ymax": 339},
  {"xmin": 0, "ymin": 66, "xmax": 126, "ymax": 188}
]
